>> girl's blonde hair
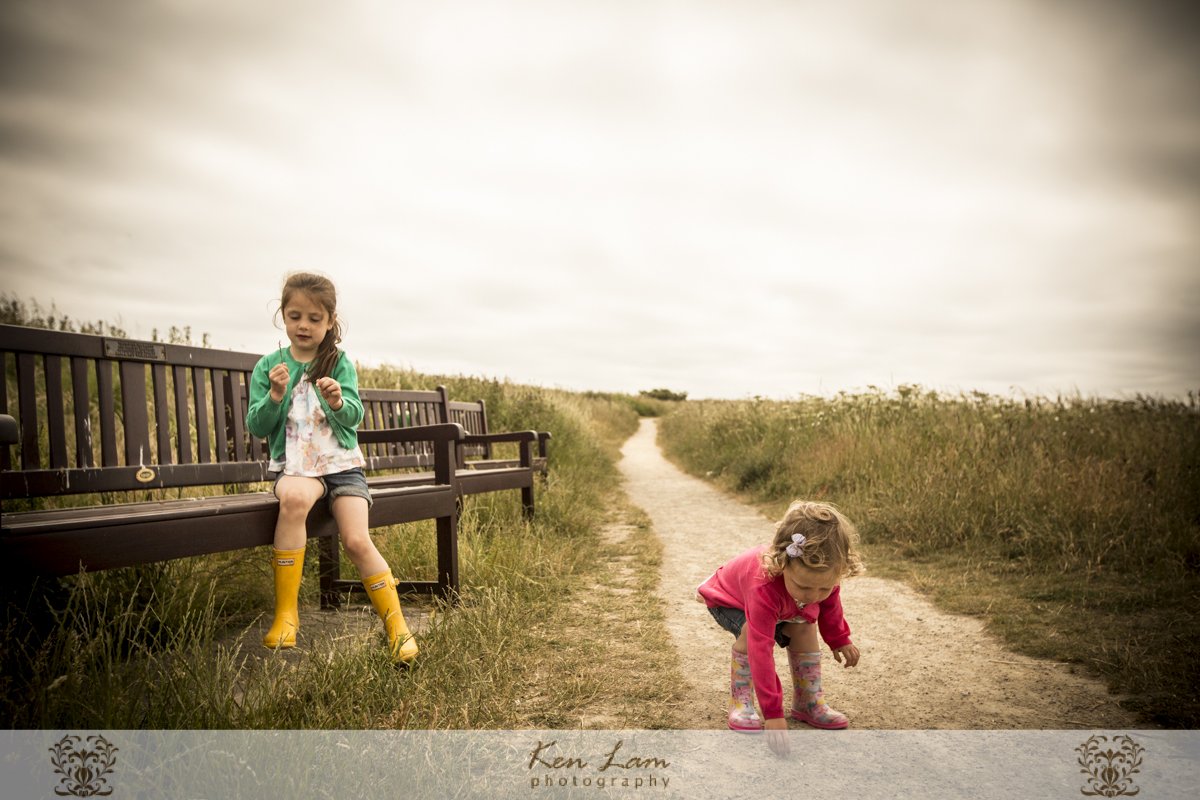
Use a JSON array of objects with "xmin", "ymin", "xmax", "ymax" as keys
[
  {"xmin": 277, "ymin": 272, "xmax": 343, "ymax": 381},
  {"xmin": 761, "ymin": 500, "xmax": 866, "ymax": 579}
]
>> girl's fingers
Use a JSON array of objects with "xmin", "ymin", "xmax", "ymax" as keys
[{"xmin": 317, "ymin": 379, "xmax": 341, "ymax": 401}]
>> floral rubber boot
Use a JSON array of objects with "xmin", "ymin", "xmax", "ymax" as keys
[
  {"xmin": 787, "ymin": 649, "xmax": 849, "ymax": 729},
  {"xmin": 728, "ymin": 648, "xmax": 763, "ymax": 731}
]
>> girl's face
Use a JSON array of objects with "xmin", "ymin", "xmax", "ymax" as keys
[
  {"xmin": 282, "ymin": 291, "xmax": 334, "ymax": 359},
  {"xmin": 781, "ymin": 562, "xmax": 840, "ymax": 606}
]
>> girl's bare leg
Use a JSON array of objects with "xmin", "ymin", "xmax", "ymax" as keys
[
  {"xmin": 273, "ymin": 475, "xmax": 325, "ymax": 550},
  {"xmin": 330, "ymin": 495, "xmax": 388, "ymax": 577},
  {"xmin": 334, "ymin": 495, "xmax": 418, "ymax": 662},
  {"xmin": 264, "ymin": 475, "xmax": 324, "ymax": 648}
]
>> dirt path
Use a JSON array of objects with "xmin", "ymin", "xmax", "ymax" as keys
[{"xmin": 618, "ymin": 418, "xmax": 1142, "ymax": 729}]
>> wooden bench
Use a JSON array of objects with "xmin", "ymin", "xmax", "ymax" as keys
[
  {"xmin": 445, "ymin": 397, "xmax": 550, "ymax": 474},
  {"xmin": 0, "ymin": 324, "xmax": 466, "ymax": 604},
  {"xmin": 359, "ymin": 387, "xmax": 549, "ymax": 508},
  {"xmin": 305, "ymin": 387, "xmax": 551, "ymax": 599}
]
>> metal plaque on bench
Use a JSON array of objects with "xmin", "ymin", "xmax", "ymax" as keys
[{"xmin": 103, "ymin": 339, "xmax": 167, "ymax": 362}]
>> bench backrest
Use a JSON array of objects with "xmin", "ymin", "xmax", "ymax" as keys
[
  {"xmin": 0, "ymin": 324, "xmax": 502, "ymax": 499},
  {"xmin": 448, "ymin": 399, "xmax": 491, "ymax": 459},
  {"xmin": 357, "ymin": 386, "xmax": 448, "ymax": 470},
  {"xmin": 1, "ymin": 324, "xmax": 269, "ymax": 499},
  {"xmin": 358, "ymin": 389, "xmax": 491, "ymax": 462}
]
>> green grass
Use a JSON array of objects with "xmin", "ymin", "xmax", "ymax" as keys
[
  {"xmin": 657, "ymin": 387, "xmax": 1200, "ymax": 727},
  {"xmin": 0, "ymin": 369, "xmax": 666, "ymax": 729}
]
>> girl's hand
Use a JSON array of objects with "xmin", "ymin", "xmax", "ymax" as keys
[
  {"xmin": 833, "ymin": 644, "xmax": 860, "ymax": 667},
  {"xmin": 764, "ymin": 717, "xmax": 790, "ymax": 757},
  {"xmin": 315, "ymin": 377, "xmax": 343, "ymax": 411},
  {"xmin": 268, "ymin": 363, "xmax": 290, "ymax": 402}
]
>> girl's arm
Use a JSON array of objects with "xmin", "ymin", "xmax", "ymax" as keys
[
  {"xmin": 816, "ymin": 585, "xmax": 853, "ymax": 651},
  {"xmin": 246, "ymin": 354, "xmax": 286, "ymax": 438},
  {"xmin": 321, "ymin": 352, "xmax": 364, "ymax": 429}
]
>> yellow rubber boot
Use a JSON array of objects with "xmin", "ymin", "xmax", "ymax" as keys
[
  {"xmin": 363, "ymin": 570, "xmax": 419, "ymax": 664},
  {"xmin": 263, "ymin": 546, "xmax": 305, "ymax": 649}
]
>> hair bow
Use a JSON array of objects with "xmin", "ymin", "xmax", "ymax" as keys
[{"xmin": 785, "ymin": 533, "xmax": 806, "ymax": 557}]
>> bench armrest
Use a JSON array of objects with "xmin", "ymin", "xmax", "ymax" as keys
[
  {"xmin": 359, "ymin": 423, "xmax": 464, "ymax": 484},
  {"xmin": 461, "ymin": 430, "xmax": 539, "ymax": 445},
  {"xmin": 358, "ymin": 423, "xmax": 466, "ymax": 445},
  {"xmin": 0, "ymin": 415, "xmax": 16, "ymax": 447}
]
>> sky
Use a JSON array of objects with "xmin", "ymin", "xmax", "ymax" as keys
[{"xmin": 1, "ymin": 0, "xmax": 1197, "ymax": 400}]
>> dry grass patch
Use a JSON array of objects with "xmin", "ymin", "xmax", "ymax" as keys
[{"xmin": 516, "ymin": 502, "xmax": 686, "ymax": 729}]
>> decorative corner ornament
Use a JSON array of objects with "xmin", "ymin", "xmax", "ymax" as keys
[
  {"xmin": 1077, "ymin": 734, "xmax": 1144, "ymax": 797},
  {"xmin": 49, "ymin": 734, "xmax": 119, "ymax": 797}
]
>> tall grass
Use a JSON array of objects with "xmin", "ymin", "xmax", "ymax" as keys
[
  {"xmin": 658, "ymin": 387, "xmax": 1200, "ymax": 726},
  {"xmin": 2, "ymin": 363, "xmax": 645, "ymax": 729}
]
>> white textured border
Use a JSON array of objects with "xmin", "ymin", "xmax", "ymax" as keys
[{"xmin": 5, "ymin": 730, "xmax": 1197, "ymax": 799}]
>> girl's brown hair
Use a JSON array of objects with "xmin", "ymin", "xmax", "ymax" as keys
[
  {"xmin": 278, "ymin": 272, "xmax": 344, "ymax": 381},
  {"xmin": 761, "ymin": 500, "xmax": 866, "ymax": 579}
]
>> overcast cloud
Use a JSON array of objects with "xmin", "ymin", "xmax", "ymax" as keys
[{"xmin": 1, "ymin": 0, "xmax": 1197, "ymax": 399}]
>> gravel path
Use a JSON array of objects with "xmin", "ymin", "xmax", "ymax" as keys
[{"xmin": 618, "ymin": 418, "xmax": 1143, "ymax": 730}]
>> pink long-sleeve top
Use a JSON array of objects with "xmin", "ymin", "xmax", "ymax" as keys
[{"xmin": 697, "ymin": 545, "xmax": 853, "ymax": 721}]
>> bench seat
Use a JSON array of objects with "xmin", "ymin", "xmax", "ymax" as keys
[
  {"xmin": 2, "ymin": 482, "xmax": 456, "ymax": 571},
  {"xmin": 366, "ymin": 464, "xmax": 533, "ymax": 498}
]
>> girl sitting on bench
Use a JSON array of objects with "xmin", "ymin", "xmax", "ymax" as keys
[{"xmin": 247, "ymin": 271, "xmax": 418, "ymax": 664}]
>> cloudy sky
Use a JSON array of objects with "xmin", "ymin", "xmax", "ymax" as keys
[{"xmin": 1, "ymin": 0, "xmax": 1197, "ymax": 400}]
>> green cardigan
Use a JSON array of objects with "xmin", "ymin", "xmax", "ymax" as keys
[{"xmin": 245, "ymin": 347, "xmax": 365, "ymax": 462}]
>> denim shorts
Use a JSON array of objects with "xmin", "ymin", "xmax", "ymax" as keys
[
  {"xmin": 707, "ymin": 605, "xmax": 807, "ymax": 649},
  {"xmin": 270, "ymin": 467, "xmax": 373, "ymax": 509}
]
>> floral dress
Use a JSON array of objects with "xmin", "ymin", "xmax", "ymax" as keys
[{"xmin": 268, "ymin": 374, "xmax": 365, "ymax": 476}]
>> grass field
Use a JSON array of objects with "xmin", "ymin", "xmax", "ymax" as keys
[
  {"xmin": 3, "ymin": 300, "xmax": 1195, "ymax": 729},
  {"xmin": 0, "ymin": 350, "xmax": 686, "ymax": 728},
  {"xmin": 657, "ymin": 388, "xmax": 1200, "ymax": 727}
]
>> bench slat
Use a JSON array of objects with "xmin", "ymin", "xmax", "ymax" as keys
[
  {"xmin": 0, "ymin": 461, "xmax": 273, "ymax": 499},
  {"xmin": 173, "ymin": 365, "xmax": 193, "ymax": 464},
  {"xmin": 97, "ymin": 359, "xmax": 118, "ymax": 466},
  {"xmin": 44, "ymin": 354, "xmax": 69, "ymax": 469},
  {"xmin": 2, "ymin": 500, "xmax": 282, "ymax": 573},
  {"xmin": 151, "ymin": 363, "xmax": 171, "ymax": 464},
  {"xmin": 3, "ymin": 490, "xmax": 277, "ymax": 533},
  {"xmin": 0, "ymin": 483, "xmax": 457, "ymax": 577},
  {"xmin": 0, "ymin": 353, "xmax": 9, "ymax": 471},
  {"xmin": 2, "ymin": 482, "xmax": 453, "ymax": 536},
  {"xmin": 119, "ymin": 361, "xmax": 151, "ymax": 467},
  {"xmin": 368, "ymin": 466, "xmax": 531, "ymax": 497},
  {"xmin": 17, "ymin": 353, "xmax": 39, "ymax": 469},
  {"xmin": 0, "ymin": 324, "xmax": 260, "ymax": 369},
  {"xmin": 71, "ymin": 357, "xmax": 93, "ymax": 468},
  {"xmin": 211, "ymin": 370, "xmax": 227, "ymax": 462},
  {"xmin": 364, "ymin": 400, "xmax": 380, "ymax": 459},
  {"xmin": 193, "ymin": 367, "xmax": 211, "ymax": 463},
  {"xmin": 226, "ymin": 371, "xmax": 248, "ymax": 462}
]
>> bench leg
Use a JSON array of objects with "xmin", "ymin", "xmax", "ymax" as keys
[
  {"xmin": 521, "ymin": 485, "xmax": 535, "ymax": 517},
  {"xmin": 318, "ymin": 534, "xmax": 341, "ymax": 609},
  {"xmin": 520, "ymin": 440, "xmax": 535, "ymax": 517},
  {"xmin": 436, "ymin": 512, "xmax": 460, "ymax": 599}
]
